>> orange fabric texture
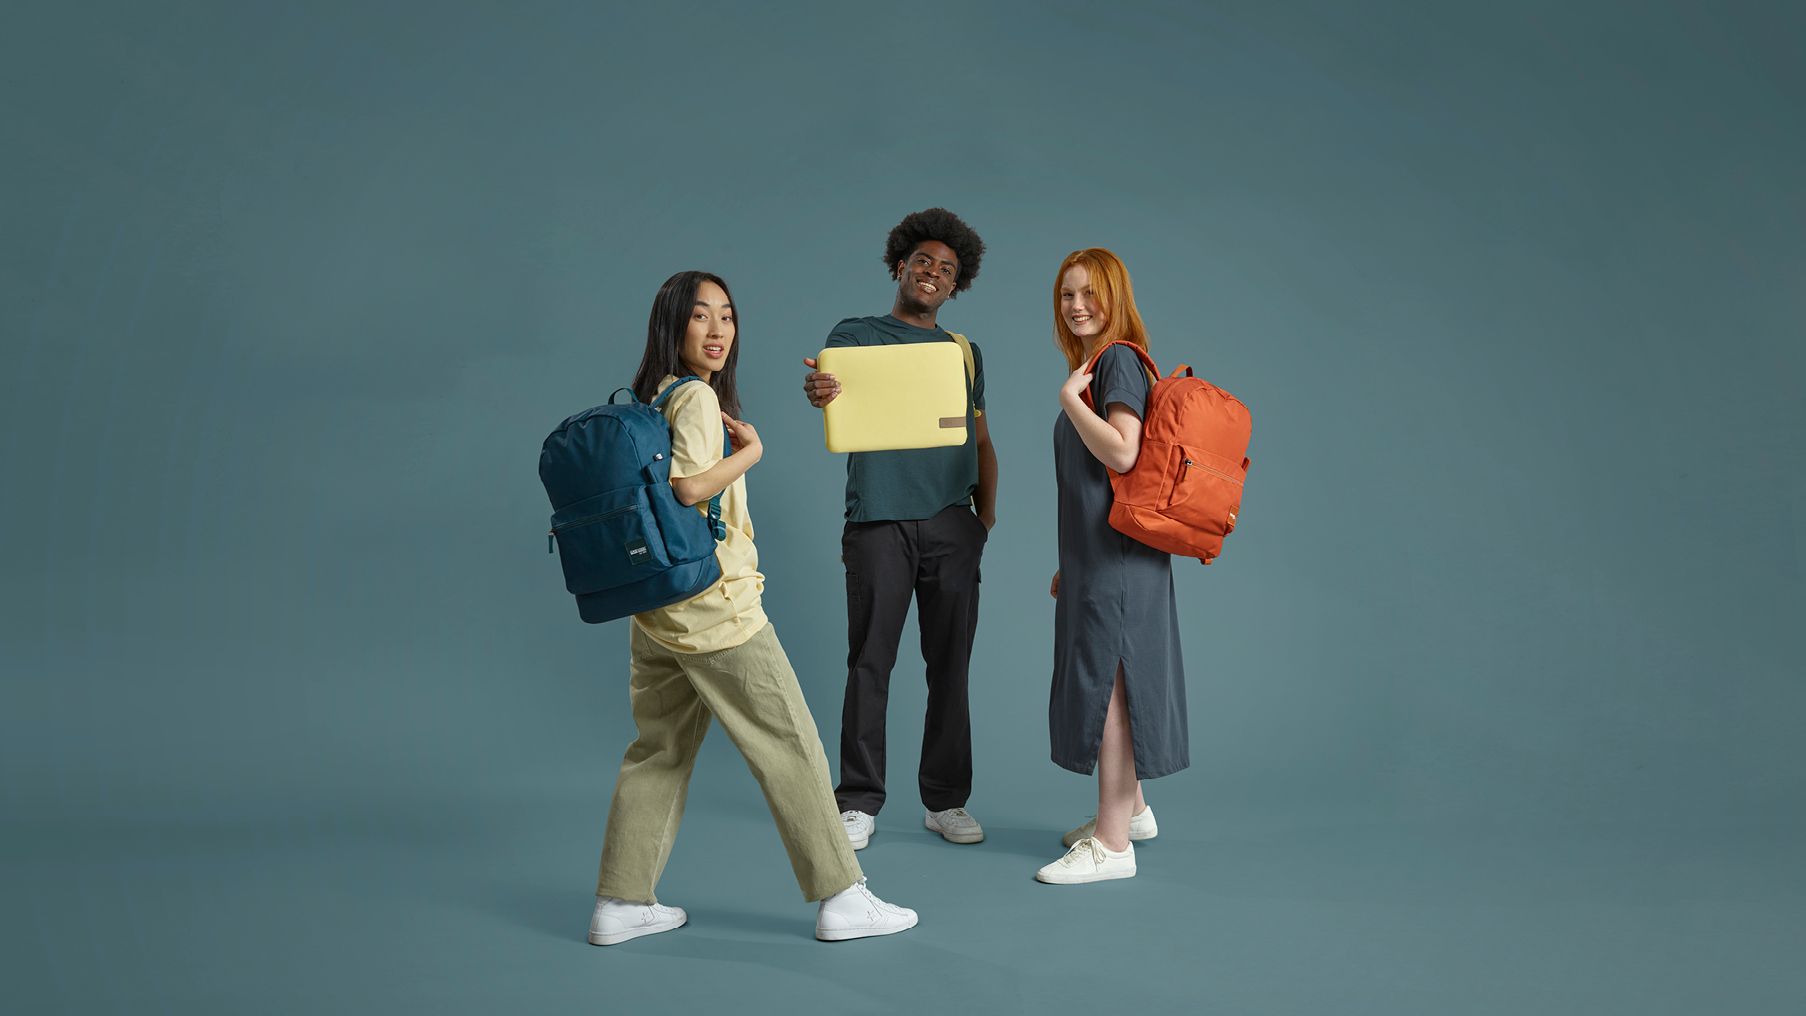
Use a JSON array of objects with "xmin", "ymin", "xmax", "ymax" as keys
[{"xmin": 1081, "ymin": 341, "xmax": 1252, "ymax": 564}]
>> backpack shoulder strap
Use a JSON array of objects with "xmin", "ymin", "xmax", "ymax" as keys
[
  {"xmin": 945, "ymin": 332, "xmax": 981, "ymax": 418},
  {"xmin": 647, "ymin": 376, "xmax": 726, "ymax": 541},
  {"xmin": 649, "ymin": 374, "xmax": 706, "ymax": 410},
  {"xmin": 945, "ymin": 332, "xmax": 976, "ymax": 384}
]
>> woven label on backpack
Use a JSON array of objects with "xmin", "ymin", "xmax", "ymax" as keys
[{"xmin": 625, "ymin": 539, "xmax": 652, "ymax": 567}]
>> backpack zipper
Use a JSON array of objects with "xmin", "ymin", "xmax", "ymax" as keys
[
  {"xmin": 1184, "ymin": 459, "xmax": 1244, "ymax": 487},
  {"xmin": 548, "ymin": 503, "xmax": 637, "ymax": 554}
]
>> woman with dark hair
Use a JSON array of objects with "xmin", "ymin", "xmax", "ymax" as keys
[
  {"xmin": 590, "ymin": 271, "xmax": 918, "ymax": 945},
  {"xmin": 629, "ymin": 270, "xmax": 746, "ymax": 417},
  {"xmin": 1035, "ymin": 249, "xmax": 1187, "ymax": 886}
]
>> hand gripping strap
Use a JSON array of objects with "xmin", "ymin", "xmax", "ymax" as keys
[{"xmin": 1078, "ymin": 340, "xmax": 1161, "ymax": 411}]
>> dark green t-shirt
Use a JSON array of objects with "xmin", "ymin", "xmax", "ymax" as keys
[{"xmin": 825, "ymin": 315, "xmax": 987, "ymax": 522}]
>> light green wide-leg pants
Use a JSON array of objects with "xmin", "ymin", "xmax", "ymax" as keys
[{"xmin": 596, "ymin": 623, "xmax": 863, "ymax": 903}]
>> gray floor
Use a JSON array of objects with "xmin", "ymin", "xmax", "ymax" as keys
[{"xmin": 10, "ymin": 791, "xmax": 1801, "ymax": 1015}]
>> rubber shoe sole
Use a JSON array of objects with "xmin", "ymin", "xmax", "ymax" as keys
[
  {"xmin": 924, "ymin": 815, "xmax": 984, "ymax": 844},
  {"xmin": 588, "ymin": 915, "xmax": 686, "ymax": 946},
  {"xmin": 1035, "ymin": 864, "xmax": 1137, "ymax": 885},
  {"xmin": 815, "ymin": 912, "xmax": 919, "ymax": 942}
]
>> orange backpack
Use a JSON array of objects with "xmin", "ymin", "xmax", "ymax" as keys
[{"xmin": 1081, "ymin": 341, "xmax": 1251, "ymax": 564}]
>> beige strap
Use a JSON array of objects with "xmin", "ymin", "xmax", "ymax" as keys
[{"xmin": 946, "ymin": 332, "xmax": 982, "ymax": 418}]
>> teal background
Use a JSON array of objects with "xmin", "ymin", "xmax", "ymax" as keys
[{"xmin": 4, "ymin": 1, "xmax": 1802, "ymax": 1012}]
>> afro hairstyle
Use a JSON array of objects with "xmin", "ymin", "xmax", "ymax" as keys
[{"xmin": 882, "ymin": 207, "xmax": 985, "ymax": 296}]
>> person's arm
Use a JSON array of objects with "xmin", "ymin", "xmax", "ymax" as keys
[
  {"xmin": 974, "ymin": 413, "xmax": 998, "ymax": 529},
  {"xmin": 1058, "ymin": 362, "xmax": 1144, "ymax": 473},
  {"xmin": 968, "ymin": 340, "xmax": 996, "ymax": 528},
  {"xmin": 670, "ymin": 413, "xmax": 762, "ymax": 505}
]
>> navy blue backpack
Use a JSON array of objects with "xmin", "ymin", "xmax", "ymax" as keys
[{"xmin": 541, "ymin": 378, "xmax": 725, "ymax": 624}]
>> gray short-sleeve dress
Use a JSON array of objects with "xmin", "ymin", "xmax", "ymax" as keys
[{"xmin": 1049, "ymin": 343, "xmax": 1189, "ymax": 779}]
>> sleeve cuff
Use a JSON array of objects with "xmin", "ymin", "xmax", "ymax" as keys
[{"xmin": 1099, "ymin": 387, "xmax": 1143, "ymax": 415}]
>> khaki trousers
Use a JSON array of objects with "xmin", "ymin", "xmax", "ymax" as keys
[{"xmin": 596, "ymin": 623, "xmax": 863, "ymax": 902}]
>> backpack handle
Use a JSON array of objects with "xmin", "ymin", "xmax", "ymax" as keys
[
  {"xmin": 1170, "ymin": 365, "xmax": 1193, "ymax": 378},
  {"xmin": 1078, "ymin": 340, "xmax": 1161, "ymax": 411},
  {"xmin": 608, "ymin": 387, "xmax": 636, "ymax": 405}
]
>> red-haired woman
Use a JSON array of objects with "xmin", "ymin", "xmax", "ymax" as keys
[{"xmin": 1036, "ymin": 249, "xmax": 1187, "ymax": 885}]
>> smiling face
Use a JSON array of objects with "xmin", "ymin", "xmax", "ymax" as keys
[
  {"xmin": 894, "ymin": 240, "xmax": 960, "ymax": 316},
  {"xmin": 679, "ymin": 279, "xmax": 735, "ymax": 381},
  {"xmin": 1059, "ymin": 263, "xmax": 1109, "ymax": 341}
]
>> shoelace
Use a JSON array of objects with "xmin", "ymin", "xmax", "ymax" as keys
[
  {"xmin": 840, "ymin": 810, "xmax": 865, "ymax": 826},
  {"xmin": 1067, "ymin": 837, "xmax": 1106, "ymax": 866}
]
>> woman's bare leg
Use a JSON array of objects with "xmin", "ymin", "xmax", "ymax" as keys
[{"xmin": 1093, "ymin": 667, "xmax": 1137, "ymax": 852}]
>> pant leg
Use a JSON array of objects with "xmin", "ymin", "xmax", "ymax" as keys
[
  {"xmin": 914, "ymin": 505, "xmax": 986, "ymax": 811},
  {"xmin": 683, "ymin": 624, "xmax": 864, "ymax": 901},
  {"xmin": 596, "ymin": 625, "xmax": 712, "ymax": 902},
  {"xmin": 835, "ymin": 520, "xmax": 917, "ymax": 816}
]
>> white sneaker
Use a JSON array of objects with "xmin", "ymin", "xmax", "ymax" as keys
[
  {"xmin": 1035, "ymin": 836, "xmax": 1136, "ymax": 885},
  {"xmin": 588, "ymin": 896, "xmax": 687, "ymax": 945},
  {"xmin": 924, "ymin": 807, "xmax": 985, "ymax": 844},
  {"xmin": 815, "ymin": 879, "xmax": 918, "ymax": 942},
  {"xmin": 1062, "ymin": 805, "xmax": 1158, "ymax": 848},
  {"xmin": 841, "ymin": 809, "xmax": 875, "ymax": 850}
]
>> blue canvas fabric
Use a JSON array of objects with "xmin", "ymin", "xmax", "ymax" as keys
[{"xmin": 540, "ymin": 379, "xmax": 724, "ymax": 624}]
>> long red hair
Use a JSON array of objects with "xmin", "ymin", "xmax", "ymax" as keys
[{"xmin": 1053, "ymin": 247, "xmax": 1150, "ymax": 370}]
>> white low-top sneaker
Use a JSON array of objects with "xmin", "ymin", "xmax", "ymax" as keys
[
  {"xmin": 841, "ymin": 809, "xmax": 875, "ymax": 850},
  {"xmin": 924, "ymin": 807, "xmax": 984, "ymax": 844},
  {"xmin": 1035, "ymin": 836, "xmax": 1136, "ymax": 885},
  {"xmin": 815, "ymin": 879, "xmax": 918, "ymax": 941},
  {"xmin": 588, "ymin": 896, "xmax": 687, "ymax": 945},
  {"xmin": 1062, "ymin": 806, "xmax": 1159, "ymax": 848}
]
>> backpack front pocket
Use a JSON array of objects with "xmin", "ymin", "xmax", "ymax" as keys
[
  {"xmin": 550, "ymin": 486, "xmax": 673, "ymax": 595},
  {"xmin": 1163, "ymin": 447, "xmax": 1243, "ymax": 538}
]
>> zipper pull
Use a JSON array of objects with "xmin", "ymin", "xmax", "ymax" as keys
[{"xmin": 547, "ymin": 530, "xmax": 555, "ymax": 554}]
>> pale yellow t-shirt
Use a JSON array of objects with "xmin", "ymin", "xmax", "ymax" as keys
[{"xmin": 631, "ymin": 376, "xmax": 769, "ymax": 653}]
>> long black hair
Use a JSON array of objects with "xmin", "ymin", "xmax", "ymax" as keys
[{"xmin": 630, "ymin": 270, "xmax": 742, "ymax": 418}]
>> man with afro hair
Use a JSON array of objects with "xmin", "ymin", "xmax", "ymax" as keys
[{"xmin": 801, "ymin": 207, "xmax": 997, "ymax": 852}]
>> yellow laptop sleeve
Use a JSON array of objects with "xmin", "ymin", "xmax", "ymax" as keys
[{"xmin": 819, "ymin": 341, "xmax": 970, "ymax": 452}]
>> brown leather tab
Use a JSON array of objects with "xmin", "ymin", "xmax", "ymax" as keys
[{"xmin": 939, "ymin": 416, "xmax": 965, "ymax": 429}]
